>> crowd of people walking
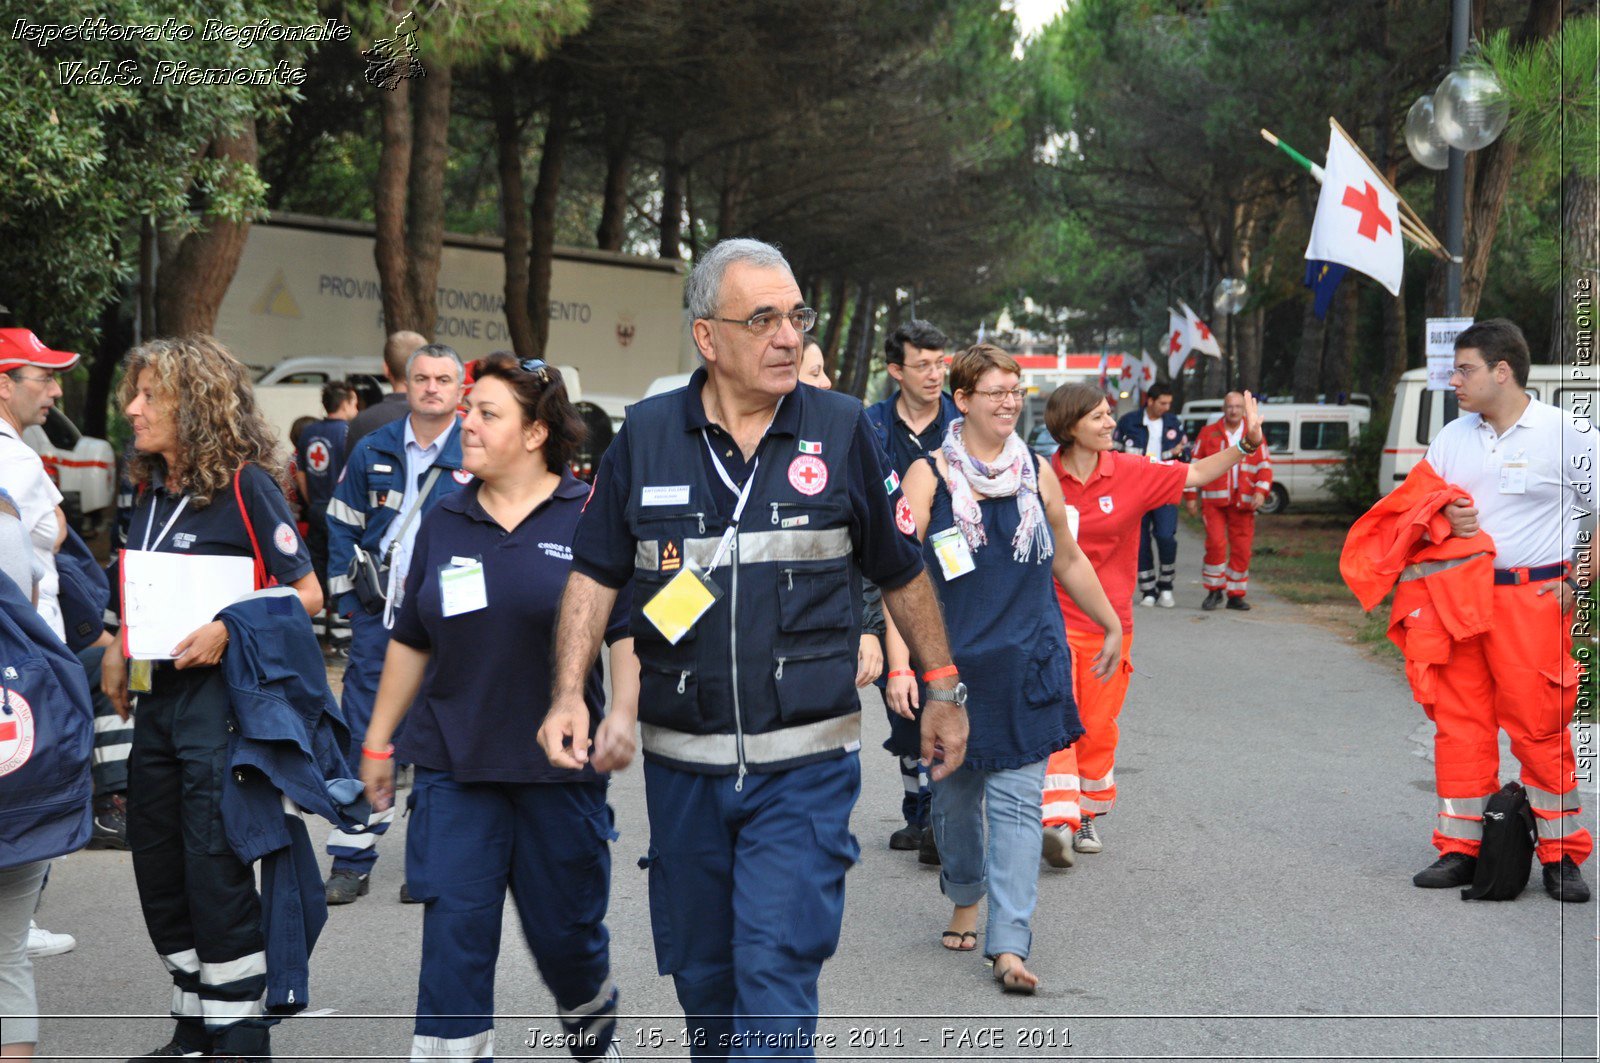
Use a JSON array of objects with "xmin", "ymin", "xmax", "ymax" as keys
[{"xmin": 0, "ymin": 241, "xmax": 1590, "ymax": 1063}]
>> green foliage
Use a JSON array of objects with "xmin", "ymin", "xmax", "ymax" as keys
[
  {"xmin": 1479, "ymin": 15, "xmax": 1600, "ymax": 182},
  {"xmin": 1322, "ymin": 412, "xmax": 1387, "ymax": 513},
  {"xmin": 0, "ymin": 0, "xmax": 321, "ymax": 349}
]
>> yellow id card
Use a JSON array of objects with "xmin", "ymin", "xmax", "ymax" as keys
[
  {"xmin": 129, "ymin": 658, "xmax": 153, "ymax": 694},
  {"xmin": 641, "ymin": 562, "xmax": 723, "ymax": 644}
]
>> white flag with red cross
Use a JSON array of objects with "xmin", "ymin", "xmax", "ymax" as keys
[
  {"xmin": 1139, "ymin": 350, "xmax": 1159, "ymax": 391},
  {"xmin": 1165, "ymin": 308, "xmax": 1191, "ymax": 378},
  {"xmin": 1305, "ymin": 125, "xmax": 1403, "ymax": 296},
  {"xmin": 1179, "ymin": 300, "xmax": 1222, "ymax": 357}
]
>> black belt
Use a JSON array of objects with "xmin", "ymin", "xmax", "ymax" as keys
[{"xmin": 1493, "ymin": 563, "xmax": 1568, "ymax": 586}]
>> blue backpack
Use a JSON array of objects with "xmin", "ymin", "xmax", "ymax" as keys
[
  {"xmin": 0, "ymin": 572, "xmax": 93, "ymax": 870},
  {"xmin": 53, "ymin": 525, "xmax": 109, "ymax": 651}
]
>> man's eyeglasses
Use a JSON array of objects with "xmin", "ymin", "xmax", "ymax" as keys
[
  {"xmin": 972, "ymin": 386, "xmax": 1026, "ymax": 403},
  {"xmin": 899, "ymin": 359, "xmax": 945, "ymax": 376},
  {"xmin": 705, "ymin": 308, "xmax": 817, "ymax": 337},
  {"xmin": 10, "ymin": 372, "xmax": 57, "ymax": 386},
  {"xmin": 1450, "ymin": 363, "xmax": 1486, "ymax": 379}
]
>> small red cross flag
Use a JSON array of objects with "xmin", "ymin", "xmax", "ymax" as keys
[
  {"xmin": 1165, "ymin": 308, "xmax": 1191, "ymax": 378},
  {"xmin": 1179, "ymin": 300, "xmax": 1222, "ymax": 358},
  {"xmin": 1305, "ymin": 123, "xmax": 1403, "ymax": 296},
  {"xmin": 1139, "ymin": 350, "xmax": 1159, "ymax": 391}
]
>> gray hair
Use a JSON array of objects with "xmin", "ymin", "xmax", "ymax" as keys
[
  {"xmin": 405, "ymin": 342, "xmax": 463, "ymax": 379},
  {"xmin": 685, "ymin": 238, "xmax": 794, "ymax": 320}
]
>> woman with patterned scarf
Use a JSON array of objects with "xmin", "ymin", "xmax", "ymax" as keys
[{"xmin": 885, "ymin": 344, "xmax": 1121, "ymax": 994}]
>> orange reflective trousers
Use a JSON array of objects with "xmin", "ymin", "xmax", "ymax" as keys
[
  {"xmin": 1042, "ymin": 628, "xmax": 1134, "ymax": 829},
  {"xmin": 1411, "ymin": 579, "xmax": 1590, "ymax": 865}
]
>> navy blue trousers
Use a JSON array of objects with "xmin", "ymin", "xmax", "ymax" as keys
[
  {"xmin": 1137, "ymin": 503, "xmax": 1179, "ymax": 595},
  {"xmin": 642, "ymin": 754, "xmax": 860, "ymax": 1060},
  {"xmin": 328, "ymin": 608, "xmax": 393, "ymax": 874},
  {"xmin": 406, "ymin": 769, "xmax": 618, "ymax": 1061}
]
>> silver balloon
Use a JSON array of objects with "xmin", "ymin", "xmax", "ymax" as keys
[
  {"xmin": 1404, "ymin": 95, "xmax": 1450, "ymax": 171},
  {"xmin": 1433, "ymin": 67, "xmax": 1509, "ymax": 152},
  {"xmin": 1213, "ymin": 277, "xmax": 1248, "ymax": 316}
]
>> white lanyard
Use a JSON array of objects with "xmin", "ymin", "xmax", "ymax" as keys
[
  {"xmin": 701, "ymin": 434, "xmax": 758, "ymax": 575},
  {"xmin": 141, "ymin": 494, "xmax": 191, "ymax": 551}
]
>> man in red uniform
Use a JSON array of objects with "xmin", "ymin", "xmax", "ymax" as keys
[
  {"xmin": 1185, "ymin": 391, "xmax": 1272, "ymax": 611},
  {"xmin": 1399, "ymin": 319, "xmax": 1592, "ymax": 902}
]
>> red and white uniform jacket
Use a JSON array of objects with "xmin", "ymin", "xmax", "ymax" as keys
[{"xmin": 1183, "ymin": 420, "xmax": 1272, "ymax": 508}]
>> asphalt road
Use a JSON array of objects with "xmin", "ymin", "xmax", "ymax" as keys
[{"xmin": 28, "ymin": 523, "xmax": 1600, "ymax": 1061}]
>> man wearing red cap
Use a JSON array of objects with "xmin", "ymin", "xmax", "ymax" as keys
[{"xmin": 0, "ymin": 329, "xmax": 81, "ymax": 641}]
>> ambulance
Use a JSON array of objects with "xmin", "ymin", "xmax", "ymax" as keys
[
  {"xmin": 1180, "ymin": 400, "xmax": 1370, "ymax": 513},
  {"xmin": 1380, "ymin": 365, "xmax": 1590, "ymax": 495}
]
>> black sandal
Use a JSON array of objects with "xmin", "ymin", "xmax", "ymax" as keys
[
  {"xmin": 940, "ymin": 930, "xmax": 978, "ymax": 951},
  {"xmin": 993, "ymin": 955, "xmax": 1038, "ymax": 994}
]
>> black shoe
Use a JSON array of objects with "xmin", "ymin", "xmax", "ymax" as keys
[
  {"xmin": 324, "ymin": 868, "xmax": 369, "ymax": 905},
  {"xmin": 88, "ymin": 792, "xmax": 130, "ymax": 850},
  {"xmin": 399, "ymin": 881, "xmax": 422, "ymax": 904},
  {"xmin": 918, "ymin": 827, "xmax": 941, "ymax": 866},
  {"xmin": 889, "ymin": 824, "xmax": 923, "ymax": 851},
  {"xmin": 1201, "ymin": 590, "xmax": 1224, "ymax": 611},
  {"xmin": 1225, "ymin": 596, "xmax": 1252, "ymax": 611},
  {"xmin": 129, "ymin": 1024, "xmax": 209, "ymax": 1061},
  {"xmin": 1542, "ymin": 856, "xmax": 1591, "ymax": 902},
  {"xmin": 1413, "ymin": 851, "xmax": 1477, "ymax": 888}
]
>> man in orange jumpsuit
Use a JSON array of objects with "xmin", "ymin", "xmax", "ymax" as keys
[
  {"xmin": 1407, "ymin": 319, "xmax": 1592, "ymax": 902},
  {"xmin": 1185, "ymin": 392, "xmax": 1273, "ymax": 611}
]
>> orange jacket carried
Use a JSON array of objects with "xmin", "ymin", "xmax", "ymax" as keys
[
  {"xmin": 1340, "ymin": 459, "xmax": 1497, "ymax": 693},
  {"xmin": 1183, "ymin": 420, "xmax": 1272, "ymax": 507}
]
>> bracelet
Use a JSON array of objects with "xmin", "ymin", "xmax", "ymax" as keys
[
  {"xmin": 922, "ymin": 665, "xmax": 959, "ymax": 682},
  {"xmin": 1237, "ymin": 436, "xmax": 1259, "ymax": 456},
  {"xmin": 361, "ymin": 743, "xmax": 395, "ymax": 761},
  {"xmin": 887, "ymin": 669, "xmax": 915, "ymax": 679}
]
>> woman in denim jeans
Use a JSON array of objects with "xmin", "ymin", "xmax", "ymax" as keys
[{"xmin": 887, "ymin": 344, "xmax": 1120, "ymax": 994}]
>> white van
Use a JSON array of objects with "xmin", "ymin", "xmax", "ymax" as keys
[
  {"xmin": 1381, "ymin": 365, "xmax": 1591, "ymax": 495},
  {"xmin": 1179, "ymin": 402, "xmax": 1370, "ymax": 513}
]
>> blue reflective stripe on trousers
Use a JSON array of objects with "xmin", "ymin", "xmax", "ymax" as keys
[{"xmin": 642, "ymin": 754, "xmax": 860, "ymax": 1060}]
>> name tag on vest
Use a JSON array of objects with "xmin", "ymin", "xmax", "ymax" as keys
[{"xmin": 642, "ymin": 485, "xmax": 691, "ymax": 507}]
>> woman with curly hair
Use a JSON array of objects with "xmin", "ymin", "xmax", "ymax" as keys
[{"xmin": 102, "ymin": 335, "xmax": 321, "ymax": 1062}]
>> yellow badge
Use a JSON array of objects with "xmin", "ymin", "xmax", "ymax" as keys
[
  {"xmin": 129, "ymin": 658, "xmax": 153, "ymax": 694},
  {"xmin": 641, "ymin": 562, "xmax": 722, "ymax": 645}
]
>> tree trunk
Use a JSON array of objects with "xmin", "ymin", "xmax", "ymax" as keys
[
  {"xmin": 526, "ymin": 82, "xmax": 571, "ymax": 360},
  {"xmin": 595, "ymin": 111, "xmax": 631, "ymax": 252},
  {"xmin": 1291, "ymin": 297, "xmax": 1325, "ymax": 402},
  {"xmin": 404, "ymin": 60, "xmax": 452, "ymax": 340},
  {"xmin": 1322, "ymin": 281, "xmax": 1358, "ymax": 401},
  {"xmin": 842, "ymin": 284, "xmax": 876, "ymax": 399},
  {"xmin": 820, "ymin": 275, "xmax": 848, "ymax": 377},
  {"xmin": 1237, "ymin": 308, "xmax": 1264, "ymax": 395},
  {"xmin": 494, "ymin": 89, "xmax": 534, "ymax": 358},
  {"xmin": 373, "ymin": 62, "xmax": 417, "ymax": 334},
  {"xmin": 154, "ymin": 124, "xmax": 260, "ymax": 337},
  {"xmin": 1377, "ymin": 276, "xmax": 1410, "ymax": 423},
  {"xmin": 1550, "ymin": 167, "xmax": 1599, "ymax": 361},
  {"xmin": 659, "ymin": 131, "xmax": 684, "ymax": 260},
  {"xmin": 85, "ymin": 300, "xmax": 132, "ymax": 437}
]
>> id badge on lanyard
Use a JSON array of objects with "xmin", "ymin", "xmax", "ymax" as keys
[
  {"xmin": 929, "ymin": 526, "xmax": 976, "ymax": 580},
  {"xmin": 439, "ymin": 556, "xmax": 488, "ymax": 617},
  {"xmin": 641, "ymin": 414, "xmax": 775, "ymax": 642}
]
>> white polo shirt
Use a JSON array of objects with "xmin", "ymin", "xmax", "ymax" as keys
[
  {"xmin": 0, "ymin": 418, "xmax": 64, "ymax": 638},
  {"xmin": 1424, "ymin": 397, "xmax": 1597, "ymax": 571}
]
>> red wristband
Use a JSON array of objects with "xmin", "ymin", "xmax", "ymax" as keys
[
  {"xmin": 361, "ymin": 744, "xmax": 395, "ymax": 761},
  {"xmin": 922, "ymin": 665, "xmax": 959, "ymax": 682},
  {"xmin": 887, "ymin": 669, "xmax": 915, "ymax": 679}
]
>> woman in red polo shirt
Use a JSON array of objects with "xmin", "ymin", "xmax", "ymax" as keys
[{"xmin": 1039, "ymin": 383, "xmax": 1263, "ymax": 862}]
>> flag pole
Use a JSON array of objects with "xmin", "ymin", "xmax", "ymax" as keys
[
  {"xmin": 1328, "ymin": 117, "xmax": 1454, "ymax": 258},
  {"xmin": 1264, "ymin": 125, "xmax": 1449, "ymax": 259}
]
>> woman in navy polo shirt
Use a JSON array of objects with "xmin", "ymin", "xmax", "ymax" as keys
[
  {"xmin": 358, "ymin": 353, "xmax": 636, "ymax": 1063},
  {"xmin": 101, "ymin": 336, "xmax": 321, "ymax": 1061}
]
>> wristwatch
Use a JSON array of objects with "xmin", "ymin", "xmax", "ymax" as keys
[{"xmin": 924, "ymin": 681, "xmax": 968, "ymax": 708}]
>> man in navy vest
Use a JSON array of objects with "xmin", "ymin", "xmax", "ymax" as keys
[
  {"xmin": 543, "ymin": 238, "xmax": 969, "ymax": 1059},
  {"xmin": 1114, "ymin": 384, "xmax": 1190, "ymax": 607}
]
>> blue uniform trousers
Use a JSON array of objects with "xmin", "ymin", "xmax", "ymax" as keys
[
  {"xmin": 406, "ymin": 769, "xmax": 618, "ymax": 1061},
  {"xmin": 1137, "ymin": 503, "xmax": 1179, "ymax": 595},
  {"xmin": 880, "ymin": 698, "xmax": 930, "ymax": 829},
  {"xmin": 642, "ymin": 754, "xmax": 860, "ymax": 1060},
  {"xmin": 327, "ymin": 608, "xmax": 393, "ymax": 874}
]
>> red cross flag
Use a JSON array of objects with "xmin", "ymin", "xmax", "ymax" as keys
[
  {"xmin": 1139, "ymin": 350, "xmax": 1159, "ymax": 392},
  {"xmin": 1305, "ymin": 123, "xmax": 1402, "ymax": 296},
  {"xmin": 1179, "ymin": 300, "xmax": 1222, "ymax": 358},
  {"xmin": 1166, "ymin": 308, "xmax": 1191, "ymax": 378}
]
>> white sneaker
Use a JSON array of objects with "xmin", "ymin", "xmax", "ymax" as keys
[
  {"xmin": 1139, "ymin": 595, "xmax": 1156, "ymax": 608},
  {"xmin": 1041, "ymin": 825, "xmax": 1076, "ymax": 868},
  {"xmin": 27, "ymin": 921, "xmax": 76, "ymax": 957},
  {"xmin": 1073, "ymin": 818, "xmax": 1103, "ymax": 854},
  {"xmin": 1157, "ymin": 590, "xmax": 1176, "ymax": 608}
]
